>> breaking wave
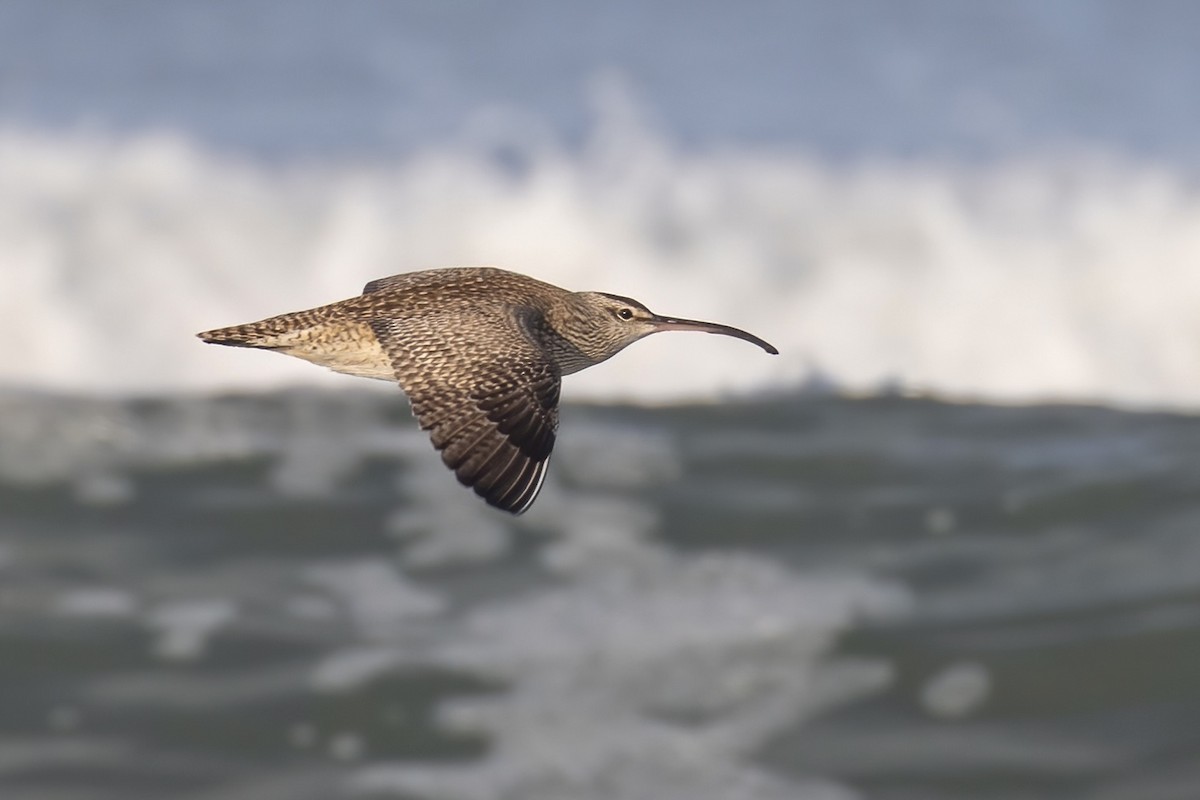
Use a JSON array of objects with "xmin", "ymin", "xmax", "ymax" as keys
[{"xmin": 5, "ymin": 112, "xmax": 1200, "ymax": 408}]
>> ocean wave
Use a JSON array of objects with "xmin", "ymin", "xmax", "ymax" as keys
[{"xmin": 4, "ymin": 120, "xmax": 1200, "ymax": 408}]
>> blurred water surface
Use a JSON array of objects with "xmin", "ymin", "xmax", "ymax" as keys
[{"xmin": 3, "ymin": 390, "xmax": 1200, "ymax": 799}]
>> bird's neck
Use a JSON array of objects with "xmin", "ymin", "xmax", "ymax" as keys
[{"xmin": 526, "ymin": 298, "xmax": 602, "ymax": 375}]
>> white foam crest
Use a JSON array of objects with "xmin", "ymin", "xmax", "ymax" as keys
[{"xmin": 7, "ymin": 110, "xmax": 1200, "ymax": 407}]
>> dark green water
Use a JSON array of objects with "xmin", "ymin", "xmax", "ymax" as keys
[{"xmin": 2, "ymin": 389, "xmax": 1198, "ymax": 800}]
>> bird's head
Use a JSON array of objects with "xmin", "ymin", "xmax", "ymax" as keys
[{"xmin": 556, "ymin": 291, "xmax": 779, "ymax": 366}]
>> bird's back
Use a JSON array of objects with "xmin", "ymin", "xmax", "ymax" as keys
[
  {"xmin": 196, "ymin": 266, "xmax": 570, "ymax": 382},
  {"xmin": 344, "ymin": 266, "xmax": 568, "ymax": 319}
]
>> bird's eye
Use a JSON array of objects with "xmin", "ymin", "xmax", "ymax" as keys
[{"xmin": 618, "ymin": 308, "xmax": 634, "ymax": 320}]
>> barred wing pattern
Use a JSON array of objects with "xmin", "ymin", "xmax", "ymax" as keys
[{"xmin": 370, "ymin": 313, "xmax": 560, "ymax": 514}]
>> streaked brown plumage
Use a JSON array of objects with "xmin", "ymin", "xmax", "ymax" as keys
[{"xmin": 198, "ymin": 266, "xmax": 777, "ymax": 514}]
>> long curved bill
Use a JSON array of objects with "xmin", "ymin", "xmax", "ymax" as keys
[{"xmin": 649, "ymin": 315, "xmax": 779, "ymax": 355}]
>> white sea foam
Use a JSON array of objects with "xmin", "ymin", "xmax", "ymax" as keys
[
  {"xmin": 5, "ymin": 116, "xmax": 1200, "ymax": 408},
  {"xmin": 55, "ymin": 587, "xmax": 138, "ymax": 618},
  {"xmin": 352, "ymin": 549, "xmax": 903, "ymax": 800},
  {"xmin": 145, "ymin": 598, "xmax": 237, "ymax": 661}
]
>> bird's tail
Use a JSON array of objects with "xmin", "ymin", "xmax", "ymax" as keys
[
  {"xmin": 197, "ymin": 323, "xmax": 278, "ymax": 349},
  {"xmin": 197, "ymin": 309, "xmax": 323, "ymax": 349}
]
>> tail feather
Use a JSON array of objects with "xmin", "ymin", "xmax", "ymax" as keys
[
  {"xmin": 196, "ymin": 312, "xmax": 316, "ymax": 349},
  {"xmin": 199, "ymin": 299, "xmax": 349, "ymax": 358},
  {"xmin": 198, "ymin": 326, "xmax": 268, "ymax": 347},
  {"xmin": 196, "ymin": 323, "xmax": 282, "ymax": 348}
]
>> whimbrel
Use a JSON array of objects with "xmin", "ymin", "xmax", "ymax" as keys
[{"xmin": 198, "ymin": 267, "xmax": 777, "ymax": 514}]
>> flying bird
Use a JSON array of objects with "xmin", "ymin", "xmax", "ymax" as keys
[{"xmin": 198, "ymin": 267, "xmax": 777, "ymax": 514}]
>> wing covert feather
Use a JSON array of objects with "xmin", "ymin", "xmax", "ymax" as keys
[{"xmin": 369, "ymin": 312, "xmax": 559, "ymax": 514}]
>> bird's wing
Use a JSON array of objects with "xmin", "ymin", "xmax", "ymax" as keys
[{"xmin": 369, "ymin": 312, "xmax": 560, "ymax": 514}]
